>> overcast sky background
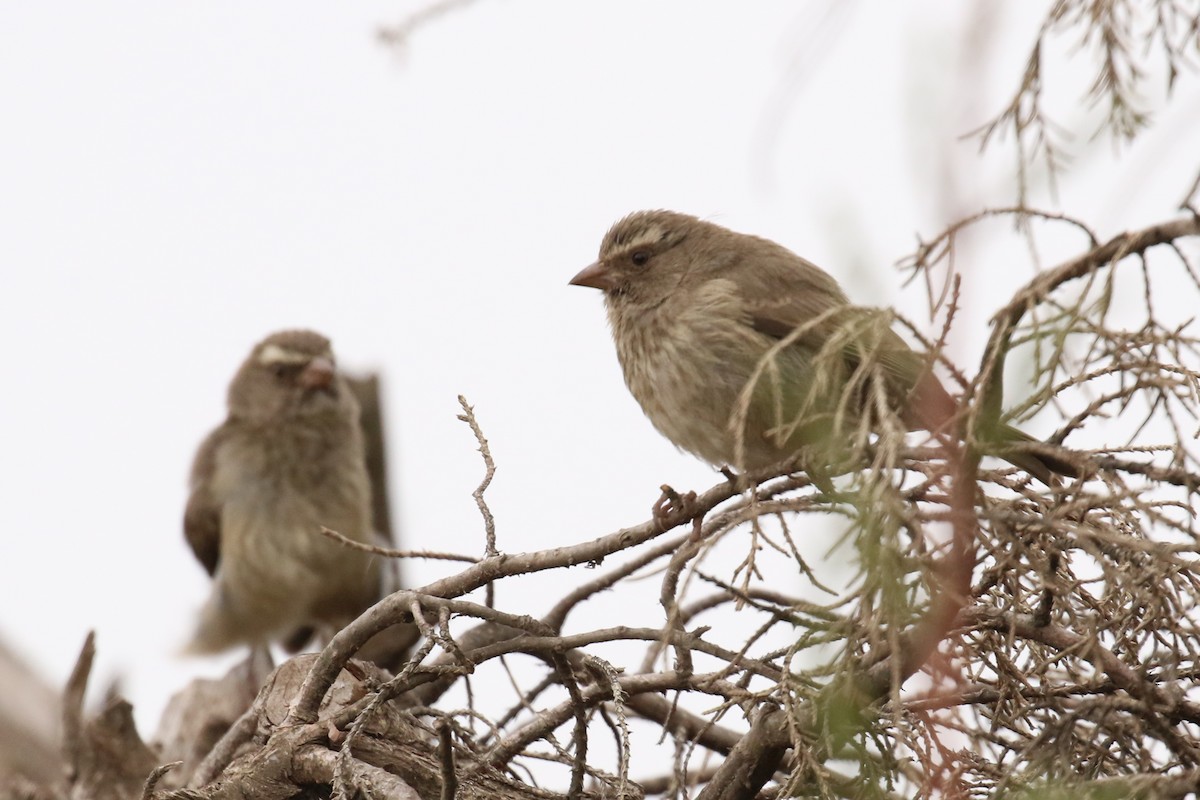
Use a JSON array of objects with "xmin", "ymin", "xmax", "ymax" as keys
[{"xmin": 2, "ymin": 0, "xmax": 1198, "ymax": 760}]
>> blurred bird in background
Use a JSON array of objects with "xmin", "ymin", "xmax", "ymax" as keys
[{"xmin": 183, "ymin": 329, "xmax": 415, "ymax": 667}]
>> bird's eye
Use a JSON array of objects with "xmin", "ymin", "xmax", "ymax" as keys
[
  {"xmin": 272, "ymin": 364, "xmax": 293, "ymax": 378},
  {"xmin": 630, "ymin": 251, "xmax": 650, "ymax": 267}
]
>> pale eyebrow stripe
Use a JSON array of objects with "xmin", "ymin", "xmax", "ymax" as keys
[
  {"xmin": 618, "ymin": 225, "xmax": 664, "ymax": 252},
  {"xmin": 258, "ymin": 343, "xmax": 313, "ymax": 365}
]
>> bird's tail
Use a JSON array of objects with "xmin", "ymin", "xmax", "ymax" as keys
[
  {"xmin": 984, "ymin": 422, "xmax": 1079, "ymax": 485},
  {"xmin": 182, "ymin": 593, "xmax": 253, "ymax": 656},
  {"xmin": 183, "ymin": 618, "xmax": 238, "ymax": 657}
]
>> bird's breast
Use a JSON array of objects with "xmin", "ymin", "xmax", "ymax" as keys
[
  {"xmin": 211, "ymin": 424, "xmax": 377, "ymax": 605},
  {"xmin": 607, "ymin": 285, "xmax": 773, "ymax": 467}
]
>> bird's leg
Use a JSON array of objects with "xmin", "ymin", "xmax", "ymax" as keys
[{"xmin": 247, "ymin": 643, "xmax": 275, "ymax": 690}]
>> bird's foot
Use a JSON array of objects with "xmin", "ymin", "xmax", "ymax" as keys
[{"xmin": 653, "ymin": 484, "xmax": 698, "ymax": 527}]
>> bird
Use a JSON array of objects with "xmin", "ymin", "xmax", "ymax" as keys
[
  {"xmin": 183, "ymin": 329, "xmax": 387, "ymax": 655},
  {"xmin": 569, "ymin": 210, "xmax": 1076, "ymax": 484}
]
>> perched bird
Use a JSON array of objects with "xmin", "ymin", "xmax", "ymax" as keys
[
  {"xmin": 183, "ymin": 330, "xmax": 384, "ymax": 654},
  {"xmin": 570, "ymin": 210, "xmax": 1075, "ymax": 483}
]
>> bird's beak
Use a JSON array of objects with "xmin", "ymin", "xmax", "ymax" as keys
[
  {"xmin": 298, "ymin": 356, "xmax": 336, "ymax": 390},
  {"xmin": 569, "ymin": 261, "xmax": 617, "ymax": 292}
]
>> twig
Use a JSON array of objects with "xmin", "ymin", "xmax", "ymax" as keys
[
  {"xmin": 438, "ymin": 719, "xmax": 458, "ymax": 800},
  {"xmin": 62, "ymin": 631, "xmax": 95, "ymax": 781},
  {"xmin": 142, "ymin": 762, "xmax": 182, "ymax": 800},
  {"xmin": 319, "ymin": 526, "xmax": 480, "ymax": 563},
  {"xmin": 458, "ymin": 395, "xmax": 499, "ymax": 557},
  {"xmin": 289, "ymin": 477, "xmax": 745, "ymax": 725}
]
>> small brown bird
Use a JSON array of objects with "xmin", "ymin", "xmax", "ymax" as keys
[
  {"xmin": 570, "ymin": 210, "xmax": 1075, "ymax": 483},
  {"xmin": 183, "ymin": 330, "xmax": 383, "ymax": 653}
]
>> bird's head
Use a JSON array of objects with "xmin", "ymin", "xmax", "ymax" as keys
[
  {"xmin": 227, "ymin": 329, "xmax": 347, "ymax": 422},
  {"xmin": 570, "ymin": 210, "xmax": 732, "ymax": 308}
]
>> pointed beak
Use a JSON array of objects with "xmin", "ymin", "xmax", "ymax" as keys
[
  {"xmin": 298, "ymin": 356, "xmax": 336, "ymax": 390},
  {"xmin": 569, "ymin": 260, "xmax": 618, "ymax": 292}
]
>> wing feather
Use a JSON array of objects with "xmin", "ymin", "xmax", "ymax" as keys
[{"xmin": 183, "ymin": 427, "xmax": 226, "ymax": 576}]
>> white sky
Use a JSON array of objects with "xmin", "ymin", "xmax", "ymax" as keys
[{"xmin": 2, "ymin": 0, "xmax": 1197, "ymax": 760}]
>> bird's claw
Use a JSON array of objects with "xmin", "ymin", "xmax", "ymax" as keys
[{"xmin": 653, "ymin": 484, "xmax": 698, "ymax": 526}]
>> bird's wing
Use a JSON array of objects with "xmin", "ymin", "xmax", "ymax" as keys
[
  {"xmin": 345, "ymin": 374, "xmax": 393, "ymax": 544},
  {"xmin": 183, "ymin": 426, "xmax": 226, "ymax": 576},
  {"xmin": 723, "ymin": 251, "xmax": 1077, "ymax": 482},
  {"xmin": 729, "ymin": 252, "xmax": 956, "ymax": 431}
]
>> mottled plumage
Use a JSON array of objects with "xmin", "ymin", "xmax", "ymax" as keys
[
  {"xmin": 184, "ymin": 330, "xmax": 381, "ymax": 653},
  {"xmin": 571, "ymin": 210, "xmax": 1075, "ymax": 482}
]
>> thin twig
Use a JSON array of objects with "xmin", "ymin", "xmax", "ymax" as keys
[{"xmin": 458, "ymin": 395, "xmax": 499, "ymax": 557}]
